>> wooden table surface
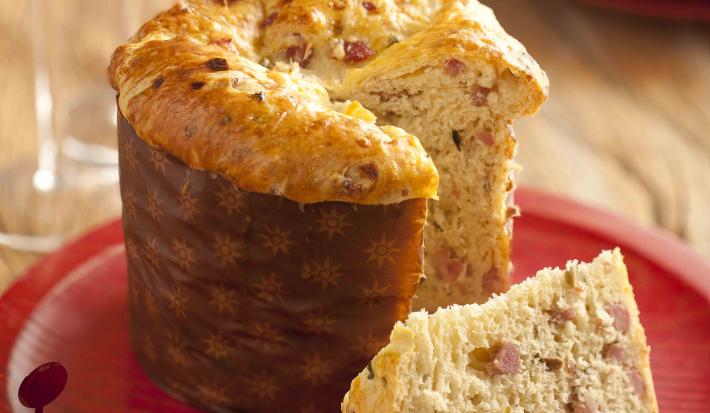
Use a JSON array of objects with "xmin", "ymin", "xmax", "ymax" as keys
[{"xmin": 0, "ymin": 0, "xmax": 708, "ymax": 293}]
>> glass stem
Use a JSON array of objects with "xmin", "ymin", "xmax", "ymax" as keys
[{"xmin": 30, "ymin": 0, "xmax": 58, "ymax": 192}]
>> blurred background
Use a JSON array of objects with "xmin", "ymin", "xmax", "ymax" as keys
[{"xmin": 0, "ymin": 0, "xmax": 708, "ymax": 292}]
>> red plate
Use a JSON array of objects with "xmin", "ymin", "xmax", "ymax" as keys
[{"xmin": 1, "ymin": 187, "xmax": 709, "ymax": 412}]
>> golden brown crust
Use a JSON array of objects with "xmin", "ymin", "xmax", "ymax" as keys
[
  {"xmin": 109, "ymin": 0, "xmax": 546, "ymax": 204},
  {"xmin": 110, "ymin": 0, "xmax": 438, "ymax": 205},
  {"xmin": 259, "ymin": 0, "xmax": 439, "ymax": 87},
  {"xmin": 112, "ymin": 37, "xmax": 437, "ymax": 204},
  {"xmin": 340, "ymin": 0, "xmax": 548, "ymax": 117}
]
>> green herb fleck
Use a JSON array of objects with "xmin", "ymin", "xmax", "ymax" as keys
[
  {"xmin": 451, "ymin": 130, "xmax": 462, "ymax": 151},
  {"xmin": 251, "ymin": 91, "xmax": 265, "ymax": 102},
  {"xmin": 367, "ymin": 362, "xmax": 375, "ymax": 379}
]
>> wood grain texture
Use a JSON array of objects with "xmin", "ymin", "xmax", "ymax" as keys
[{"xmin": 0, "ymin": 0, "xmax": 708, "ymax": 292}]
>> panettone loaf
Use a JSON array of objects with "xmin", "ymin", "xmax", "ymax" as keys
[
  {"xmin": 110, "ymin": 1, "xmax": 443, "ymax": 411},
  {"xmin": 109, "ymin": 0, "xmax": 547, "ymax": 411},
  {"xmin": 342, "ymin": 249, "xmax": 658, "ymax": 413},
  {"xmin": 111, "ymin": 0, "xmax": 548, "ymax": 311}
]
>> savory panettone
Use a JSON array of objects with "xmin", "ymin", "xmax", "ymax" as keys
[
  {"xmin": 342, "ymin": 249, "xmax": 658, "ymax": 413},
  {"xmin": 109, "ymin": 0, "xmax": 546, "ymax": 411},
  {"xmin": 111, "ymin": 0, "xmax": 548, "ymax": 313},
  {"xmin": 111, "ymin": 1, "xmax": 440, "ymax": 412}
]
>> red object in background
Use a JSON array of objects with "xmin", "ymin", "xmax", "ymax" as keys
[
  {"xmin": 578, "ymin": 0, "xmax": 710, "ymax": 21},
  {"xmin": 1, "ymin": 187, "xmax": 709, "ymax": 413}
]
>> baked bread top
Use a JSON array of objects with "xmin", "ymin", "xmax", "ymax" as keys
[{"xmin": 109, "ymin": 0, "xmax": 547, "ymax": 204}]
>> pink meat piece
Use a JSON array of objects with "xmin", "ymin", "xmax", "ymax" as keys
[
  {"xmin": 471, "ymin": 86, "xmax": 491, "ymax": 106},
  {"xmin": 605, "ymin": 303, "xmax": 631, "ymax": 333},
  {"xmin": 487, "ymin": 341, "xmax": 521, "ymax": 375},
  {"xmin": 431, "ymin": 247, "xmax": 466, "ymax": 283},
  {"xmin": 443, "ymin": 58, "xmax": 465, "ymax": 77},
  {"xmin": 629, "ymin": 369, "xmax": 646, "ymax": 397},
  {"xmin": 603, "ymin": 343, "xmax": 626, "ymax": 364}
]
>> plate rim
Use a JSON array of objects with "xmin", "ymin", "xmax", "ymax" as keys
[
  {"xmin": 1, "ymin": 187, "xmax": 709, "ymax": 410},
  {"xmin": 515, "ymin": 188, "xmax": 710, "ymax": 301}
]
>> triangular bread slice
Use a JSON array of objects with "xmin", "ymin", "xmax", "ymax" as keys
[{"xmin": 342, "ymin": 249, "xmax": 658, "ymax": 413}]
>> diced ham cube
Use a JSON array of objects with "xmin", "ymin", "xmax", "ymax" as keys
[
  {"xmin": 629, "ymin": 369, "xmax": 646, "ymax": 397},
  {"xmin": 472, "ymin": 86, "xmax": 491, "ymax": 106},
  {"xmin": 605, "ymin": 303, "xmax": 631, "ymax": 333},
  {"xmin": 444, "ymin": 58, "xmax": 465, "ymax": 77},
  {"xmin": 481, "ymin": 267, "xmax": 504, "ymax": 294},
  {"xmin": 546, "ymin": 307, "xmax": 575, "ymax": 325},
  {"xmin": 476, "ymin": 131, "xmax": 494, "ymax": 146},
  {"xmin": 286, "ymin": 36, "xmax": 312, "ymax": 67},
  {"xmin": 431, "ymin": 247, "xmax": 466, "ymax": 283},
  {"xmin": 344, "ymin": 41, "xmax": 374, "ymax": 62},
  {"xmin": 362, "ymin": 1, "xmax": 377, "ymax": 12},
  {"xmin": 568, "ymin": 401, "xmax": 599, "ymax": 413},
  {"xmin": 487, "ymin": 341, "xmax": 521, "ymax": 375},
  {"xmin": 602, "ymin": 343, "xmax": 626, "ymax": 364}
]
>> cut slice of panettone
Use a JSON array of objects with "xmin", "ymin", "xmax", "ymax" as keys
[
  {"xmin": 339, "ymin": 0, "xmax": 548, "ymax": 311},
  {"xmin": 342, "ymin": 249, "xmax": 658, "ymax": 413}
]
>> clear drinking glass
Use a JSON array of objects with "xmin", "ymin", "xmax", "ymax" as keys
[{"xmin": 0, "ymin": 0, "xmax": 171, "ymax": 252}]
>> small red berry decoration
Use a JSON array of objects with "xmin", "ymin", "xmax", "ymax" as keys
[{"xmin": 18, "ymin": 362, "xmax": 68, "ymax": 413}]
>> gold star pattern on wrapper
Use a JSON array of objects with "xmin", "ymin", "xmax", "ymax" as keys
[
  {"xmin": 252, "ymin": 322, "xmax": 284, "ymax": 349},
  {"xmin": 364, "ymin": 233, "xmax": 400, "ymax": 267},
  {"xmin": 353, "ymin": 329, "xmax": 388, "ymax": 357},
  {"xmin": 144, "ymin": 237, "xmax": 160, "ymax": 269},
  {"xmin": 360, "ymin": 279, "xmax": 390, "ymax": 308},
  {"xmin": 147, "ymin": 189, "xmax": 163, "ymax": 221},
  {"xmin": 212, "ymin": 233, "xmax": 241, "ymax": 266},
  {"xmin": 179, "ymin": 178, "xmax": 199, "ymax": 220},
  {"xmin": 125, "ymin": 236, "xmax": 139, "ymax": 261},
  {"xmin": 259, "ymin": 225, "xmax": 295, "ymax": 256},
  {"xmin": 169, "ymin": 285, "xmax": 189, "ymax": 319},
  {"xmin": 247, "ymin": 371, "xmax": 279, "ymax": 401},
  {"xmin": 302, "ymin": 257, "xmax": 343, "ymax": 290},
  {"xmin": 301, "ymin": 353, "xmax": 332, "ymax": 386},
  {"xmin": 203, "ymin": 332, "xmax": 231, "ymax": 360},
  {"xmin": 124, "ymin": 139, "xmax": 138, "ymax": 170},
  {"xmin": 143, "ymin": 289, "xmax": 159, "ymax": 316},
  {"xmin": 123, "ymin": 189, "xmax": 137, "ymax": 219},
  {"xmin": 128, "ymin": 278, "xmax": 140, "ymax": 302},
  {"xmin": 149, "ymin": 149, "xmax": 167, "ymax": 172},
  {"xmin": 196, "ymin": 380, "xmax": 230, "ymax": 405},
  {"xmin": 209, "ymin": 284, "xmax": 238, "ymax": 315},
  {"xmin": 167, "ymin": 331, "xmax": 189, "ymax": 366},
  {"xmin": 172, "ymin": 238, "xmax": 197, "ymax": 272},
  {"xmin": 253, "ymin": 273, "xmax": 285, "ymax": 304},
  {"xmin": 304, "ymin": 308, "xmax": 335, "ymax": 335},
  {"xmin": 216, "ymin": 184, "xmax": 244, "ymax": 215},
  {"xmin": 314, "ymin": 207, "xmax": 352, "ymax": 239}
]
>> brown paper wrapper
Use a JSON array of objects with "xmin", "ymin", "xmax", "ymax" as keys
[{"xmin": 117, "ymin": 110, "xmax": 426, "ymax": 412}]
